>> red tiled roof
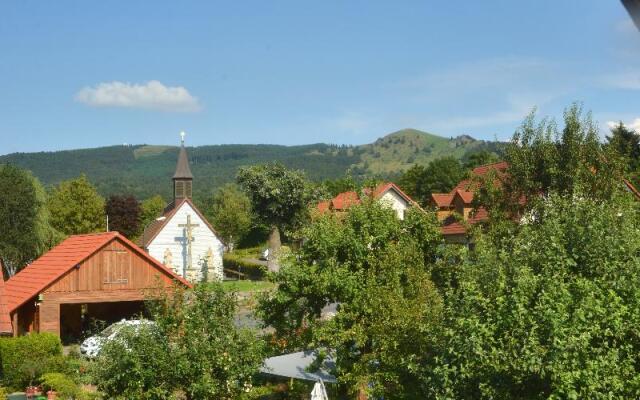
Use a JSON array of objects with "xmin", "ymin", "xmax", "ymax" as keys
[
  {"xmin": 372, "ymin": 182, "xmax": 423, "ymax": 210},
  {"xmin": 471, "ymin": 161, "xmax": 509, "ymax": 176},
  {"xmin": 331, "ymin": 191, "xmax": 360, "ymax": 210},
  {"xmin": 0, "ymin": 276, "xmax": 11, "ymax": 334},
  {"xmin": 455, "ymin": 190, "xmax": 474, "ymax": 204},
  {"xmin": 317, "ymin": 201, "xmax": 330, "ymax": 213},
  {"xmin": 316, "ymin": 182, "xmax": 423, "ymax": 213},
  {"xmin": 441, "ymin": 207, "xmax": 489, "ymax": 236},
  {"xmin": 431, "ymin": 193, "xmax": 454, "ymax": 208},
  {"xmin": 6, "ymin": 232, "xmax": 191, "ymax": 314}
]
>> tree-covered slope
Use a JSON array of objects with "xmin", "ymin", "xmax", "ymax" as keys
[
  {"xmin": 0, "ymin": 129, "xmax": 503, "ymax": 200},
  {"xmin": 355, "ymin": 128, "xmax": 502, "ymax": 175}
]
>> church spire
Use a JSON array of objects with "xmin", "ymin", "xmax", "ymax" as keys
[{"xmin": 173, "ymin": 131, "xmax": 193, "ymax": 201}]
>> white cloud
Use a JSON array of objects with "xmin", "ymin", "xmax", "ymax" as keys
[
  {"xmin": 75, "ymin": 80, "xmax": 201, "ymax": 112},
  {"xmin": 607, "ymin": 118, "xmax": 640, "ymax": 132}
]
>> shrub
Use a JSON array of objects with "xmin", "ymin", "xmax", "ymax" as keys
[
  {"xmin": 223, "ymin": 255, "xmax": 267, "ymax": 280},
  {"xmin": 39, "ymin": 373, "xmax": 79, "ymax": 399},
  {"xmin": 0, "ymin": 333, "xmax": 65, "ymax": 390}
]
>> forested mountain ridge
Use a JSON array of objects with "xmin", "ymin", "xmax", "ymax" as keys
[{"xmin": 0, "ymin": 129, "xmax": 503, "ymax": 200}]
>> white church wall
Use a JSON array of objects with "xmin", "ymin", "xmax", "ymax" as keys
[
  {"xmin": 148, "ymin": 202, "xmax": 224, "ymax": 282},
  {"xmin": 378, "ymin": 189, "xmax": 409, "ymax": 220}
]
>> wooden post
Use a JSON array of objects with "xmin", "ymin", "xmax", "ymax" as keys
[
  {"xmin": 11, "ymin": 312, "xmax": 18, "ymax": 337},
  {"xmin": 39, "ymin": 301, "xmax": 60, "ymax": 335}
]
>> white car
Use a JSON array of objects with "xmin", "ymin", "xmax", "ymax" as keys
[{"xmin": 80, "ymin": 319, "xmax": 154, "ymax": 358}]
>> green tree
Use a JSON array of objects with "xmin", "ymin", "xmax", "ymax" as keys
[
  {"xmin": 479, "ymin": 104, "xmax": 626, "ymax": 218},
  {"xmin": 606, "ymin": 121, "xmax": 640, "ymax": 187},
  {"xmin": 96, "ymin": 283, "xmax": 264, "ymax": 400},
  {"xmin": 202, "ymin": 184, "xmax": 252, "ymax": 250},
  {"xmin": 462, "ymin": 150, "xmax": 500, "ymax": 170},
  {"xmin": 0, "ymin": 165, "xmax": 60, "ymax": 276},
  {"xmin": 47, "ymin": 175, "xmax": 105, "ymax": 235},
  {"xmin": 105, "ymin": 194, "xmax": 141, "ymax": 239},
  {"xmin": 425, "ymin": 193, "xmax": 640, "ymax": 398},
  {"xmin": 237, "ymin": 162, "xmax": 309, "ymax": 271},
  {"xmin": 258, "ymin": 201, "xmax": 444, "ymax": 398},
  {"xmin": 140, "ymin": 195, "xmax": 167, "ymax": 231},
  {"xmin": 397, "ymin": 157, "xmax": 466, "ymax": 206}
]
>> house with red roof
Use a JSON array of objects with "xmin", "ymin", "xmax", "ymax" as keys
[
  {"xmin": 5, "ymin": 231, "xmax": 190, "ymax": 338},
  {"xmin": 317, "ymin": 182, "xmax": 422, "ymax": 220},
  {"xmin": 431, "ymin": 161, "xmax": 640, "ymax": 243}
]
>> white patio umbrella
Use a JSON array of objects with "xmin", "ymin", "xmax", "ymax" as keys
[{"xmin": 310, "ymin": 379, "xmax": 329, "ymax": 400}]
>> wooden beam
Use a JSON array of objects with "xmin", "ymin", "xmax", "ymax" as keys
[{"xmin": 43, "ymin": 289, "xmax": 150, "ymax": 304}]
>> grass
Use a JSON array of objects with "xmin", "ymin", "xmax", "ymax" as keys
[{"xmin": 222, "ymin": 280, "xmax": 275, "ymax": 293}]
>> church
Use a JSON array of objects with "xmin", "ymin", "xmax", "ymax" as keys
[{"xmin": 140, "ymin": 135, "xmax": 225, "ymax": 283}]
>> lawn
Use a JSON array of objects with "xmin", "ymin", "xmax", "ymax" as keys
[{"xmin": 222, "ymin": 280, "xmax": 275, "ymax": 293}]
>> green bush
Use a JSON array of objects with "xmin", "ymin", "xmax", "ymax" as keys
[
  {"xmin": 223, "ymin": 255, "xmax": 267, "ymax": 280},
  {"xmin": 0, "ymin": 333, "xmax": 66, "ymax": 390},
  {"xmin": 39, "ymin": 373, "xmax": 79, "ymax": 399}
]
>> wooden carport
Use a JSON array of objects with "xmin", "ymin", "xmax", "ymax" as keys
[{"xmin": 5, "ymin": 232, "xmax": 190, "ymax": 337}]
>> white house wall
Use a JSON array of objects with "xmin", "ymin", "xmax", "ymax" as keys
[
  {"xmin": 147, "ymin": 202, "xmax": 224, "ymax": 282},
  {"xmin": 378, "ymin": 190, "xmax": 409, "ymax": 219}
]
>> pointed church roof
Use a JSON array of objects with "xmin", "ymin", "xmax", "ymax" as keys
[
  {"xmin": 139, "ymin": 198, "xmax": 225, "ymax": 248},
  {"xmin": 173, "ymin": 145, "xmax": 193, "ymax": 179}
]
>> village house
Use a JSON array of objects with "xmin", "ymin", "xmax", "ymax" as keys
[
  {"xmin": 431, "ymin": 161, "xmax": 640, "ymax": 243},
  {"xmin": 140, "ymin": 134, "xmax": 225, "ymax": 283},
  {"xmin": 3, "ymin": 232, "xmax": 190, "ymax": 339},
  {"xmin": 317, "ymin": 182, "xmax": 422, "ymax": 219}
]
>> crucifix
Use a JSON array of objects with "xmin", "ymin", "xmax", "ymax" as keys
[{"xmin": 178, "ymin": 215, "xmax": 199, "ymax": 278}]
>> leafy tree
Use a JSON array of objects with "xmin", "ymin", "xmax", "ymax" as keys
[
  {"xmin": 0, "ymin": 164, "xmax": 60, "ymax": 276},
  {"xmin": 202, "ymin": 183, "xmax": 253, "ymax": 250},
  {"xmin": 237, "ymin": 162, "xmax": 309, "ymax": 271},
  {"xmin": 397, "ymin": 157, "xmax": 466, "ymax": 205},
  {"xmin": 462, "ymin": 150, "xmax": 500, "ymax": 170},
  {"xmin": 425, "ymin": 193, "xmax": 640, "ymax": 398},
  {"xmin": 47, "ymin": 175, "xmax": 105, "ymax": 235},
  {"xmin": 96, "ymin": 283, "xmax": 264, "ymax": 400},
  {"xmin": 606, "ymin": 121, "xmax": 640, "ymax": 187},
  {"xmin": 105, "ymin": 194, "xmax": 141, "ymax": 238},
  {"xmin": 478, "ymin": 104, "xmax": 626, "ymax": 217},
  {"xmin": 258, "ymin": 201, "xmax": 444, "ymax": 398},
  {"xmin": 140, "ymin": 195, "xmax": 166, "ymax": 230}
]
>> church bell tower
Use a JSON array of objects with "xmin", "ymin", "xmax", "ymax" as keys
[{"xmin": 173, "ymin": 131, "xmax": 193, "ymax": 202}]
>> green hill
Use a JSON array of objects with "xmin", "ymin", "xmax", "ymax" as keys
[
  {"xmin": 355, "ymin": 128, "xmax": 499, "ymax": 175},
  {"xmin": 0, "ymin": 129, "xmax": 503, "ymax": 200}
]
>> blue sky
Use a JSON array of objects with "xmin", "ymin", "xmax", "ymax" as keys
[{"xmin": 1, "ymin": 1, "xmax": 639, "ymax": 154}]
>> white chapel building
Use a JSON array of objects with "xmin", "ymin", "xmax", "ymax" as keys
[{"xmin": 141, "ymin": 136, "xmax": 224, "ymax": 283}]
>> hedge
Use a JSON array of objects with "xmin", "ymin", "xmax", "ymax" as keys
[
  {"xmin": 0, "ymin": 333, "xmax": 66, "ymax": 390},
  {"xmin": 222, "ymin": 256, "xmax": 267, "ymax": 280}
]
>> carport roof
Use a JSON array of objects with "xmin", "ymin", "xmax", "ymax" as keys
[{"xmin": 5, "ymin": 232, "xmax": 191, "ymax": 314}]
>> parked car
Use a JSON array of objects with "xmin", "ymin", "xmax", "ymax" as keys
[
  {"xmin": 80, "ymin": 319, "xmax": 154, "ymax": 358},
  {"xmin": 260, "ymin": 248, "xmax": 270, "ymax": 261}
]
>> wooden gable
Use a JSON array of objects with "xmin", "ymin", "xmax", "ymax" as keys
[{"xmin": 44, "ymin": 238, "xmax": 178, "ymax": 295}]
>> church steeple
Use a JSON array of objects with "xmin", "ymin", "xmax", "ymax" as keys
[{"xmin": 173, "ymin": 131, "xmax": 193, "ymax": 202}]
